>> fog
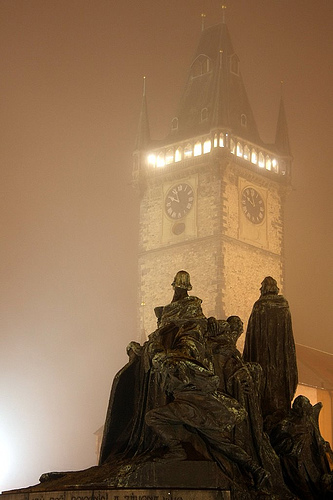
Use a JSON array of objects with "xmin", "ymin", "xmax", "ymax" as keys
[{"xmin": 1, "ymin": 0, "xmax": 332, "ymax": 492}]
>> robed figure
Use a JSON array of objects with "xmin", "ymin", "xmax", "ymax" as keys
[{"xmin": 243, "ymin": 277, "xmax": 298, "ymax": 421}]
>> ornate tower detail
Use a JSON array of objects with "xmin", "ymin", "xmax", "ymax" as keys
[{"xmin": 133, "ymin": 20, "xmax": 292, "ymax": 341}]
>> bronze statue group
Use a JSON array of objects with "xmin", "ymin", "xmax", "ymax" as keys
[{"xmin": 99, "ymin": 271, "xmax": 333, "ymax": 499}]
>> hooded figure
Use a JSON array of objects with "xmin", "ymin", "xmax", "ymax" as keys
[{"xmin": 243, "ymin": 277, "xmax": 298, "ymax": 420}]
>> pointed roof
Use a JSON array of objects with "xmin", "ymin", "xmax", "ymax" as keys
[
  {"xmin": 275, "ymin": 97, "xmax": 291, "ymax": 155},
  {"xmin": 134, "ymin": 77, "xmax": 151, "ymax": 150},
  {"xmin": 166, "ymin": 21, "xmax": 261, "ymax": 144}
]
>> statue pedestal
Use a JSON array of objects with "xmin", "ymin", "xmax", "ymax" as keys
[
  {"xmin": 1, "ymin": 489, "xmax": 231, "ymax": 500},
  {"xmin": 1, "ymin": 462, "xmax": 232, "ymax": 500}
]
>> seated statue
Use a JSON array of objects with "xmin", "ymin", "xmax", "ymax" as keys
[{"xmin": 145, "ymin": 352, "xmax": 271, "ymax": 493}]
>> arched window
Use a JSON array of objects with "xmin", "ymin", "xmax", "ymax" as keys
[
  {"xmin": 201, "ymin": 108, "xmax": 208, "ymax": 122},
  {"xmin": 230, "ymin": 54, "xmax": 240, "ymax": 75},
  {"xmin": 230, "ymin": 138, "xmax": 235, "ymax": 154},
  {"xmin": 171, "ymin": 117, "xmax": 178, "ymax": 130},
  {"xmin": 147, "ymin": 153, "xmax": 156, "ymax": 167},
  {"xmin": 175, "ymin": 147, "xmax": 182, "ymax": 162},
  {"xmin": 244, "ymin": 145, "xmax": 250, "ymax": 160},
  {"xmin": 241, "ymin": 114, "xmax": 247, "ymax": 127},
  {"xmin": 184, "ymin": 143, "xmax": 193, "ymax": 158},
  {"xmin": 165, "ymin": 148, "xmax": 174, "ymax": 165},
  {"xmin": 157, "ymin": 152, "xmax": 165, "ymax": 168},
  {"xmin": 258, "ymin": 152, "xmax": 265, "ymax": 168},
  {"xmin": 236, "ymin": 142, "xmax": 243, "ymax": 157},
  {"xmin": 194, "ymin": 141, "xmax": 202, "ymax": 156},
  {"xmin": 191, "ymin": 55, "xmax": 211, "ymax": 77},
  {"xmin": 203, "ymin": 138, "xmax": 211, "ymax": 154},
  {"xmin": 219, "ymin": 133, "xmax": 225, "ymax": 147},
  {"xmin": 251, "ymin": 149, "xmax": 257, "ymax": 164},
  {"xmin": 265, "ymin": 155, "xmax": 272, "ymax": 171},
  {"xmin": 213, "ymin": 133, "xmax": 218, "ymax": 148},
  {"xmin": 272, "ymin": 158, "xmax": 278, "ymax": 173}
]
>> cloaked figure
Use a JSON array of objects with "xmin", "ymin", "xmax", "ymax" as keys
[
  {"xmin": 243, "ymin": 277, "xmax": 298, "ymax": 421},
  {"xmin": 270, "ymin": 395, "xmax": 333, "ymax": 499}
]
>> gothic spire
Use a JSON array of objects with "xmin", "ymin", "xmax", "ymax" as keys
[{"xmin": 135, "ymin": 77, "xmax": 150, "ymax": 150}]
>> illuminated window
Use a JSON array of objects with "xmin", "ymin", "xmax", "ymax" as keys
[
  {"xmin": 203, "ymin": 138, "xmax": 211, "ymax": 154},
  {"xmin": 251, "ymin": 149, "xmax": 257, "ymax": 164},
  {"xmin": 171, "ymin": 117, "xmax": 178, "ymax": 130},
  {"xmin": 213, "ymin": 133, "xmax": 218, "ymax": 148},
  {"xmin": 244, "ymin": 145, "xmax": 250, "ymax": 160},
  {"xmin": 194, "ymin": 141, "xmax": 202, "ymax": 156},
  {"xmin": 201, "ymin": 108, "xmax": 208, "ymax": 122},
  {"xmin": 230, "ymin": 138, "xmax": 235, "ymax": 154},
  {"xmin": 258, "ymin": 152, "xmax": 265, "ymax": 168},
  {"xmin": 236, "ymin": 142, "xmax": 243, "ymax": 157},
  {"xmin": 147, "ymin": 153, "xmax": 156, "ymax": 167},
  {"xmin": 157, "ymin": 152, "xmax": 165, "ymax": 168},
  {"xmin": 265, "ymin": 156, "xmax": 271, "ymax": 171},
  {"xmin": 219, "ymin": 133, "xmax": 225, "ymax": 147},
  {"xmin": 175, "ymin": 147, "xmax": 182, "ymax": 162},
  {"xmin": 230, "ymin": 54, "xmax": 239, "ymax": 75},
  {"xmin": 272, "ymin": 158, "xmax": 278, "ymax": 173},
  {"xmin": 192, "ymin": 55, "xmax": 210, "ymax": 77},
  {"xmin": 184, "ymin": 143, "xmax": 193, "ymax": 158},
  {"xmin": 165, "ymin": 149, "xmax": 174, "ymax": 165}
]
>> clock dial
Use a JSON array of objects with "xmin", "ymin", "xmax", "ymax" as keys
[
  {"xmin": 241, "ymin": 187, "xmax": 265, "ymax": 224},
  {"xmin": 165, "ymin": 182, "xmax": 194, "ymax": 219}
]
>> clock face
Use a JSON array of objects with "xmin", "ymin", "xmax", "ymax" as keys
[
  {"xmin": 165, "ymin": 182, "xmax": 194, "ymax": 219},
  {"xmin": 241, "ymin": 187, "xmax": 265, "ymax": 224}
]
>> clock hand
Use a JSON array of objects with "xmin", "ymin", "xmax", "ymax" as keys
[
  {"xmin": 246, "ymin": 195, "xmax": 255, "ymax": 207},
  {"xmin": 169, "ymin": 195, "xmax": 180, "ymax": 203}
]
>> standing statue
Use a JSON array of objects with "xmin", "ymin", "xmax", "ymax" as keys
[{"xmin": 243, "ymin": 277, "xmax": 298, "ymax": 421}]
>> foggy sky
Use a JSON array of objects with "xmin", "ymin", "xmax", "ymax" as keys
[{"xmin": 1, "ymin": 0, "xmax": 333, "ymax": 492}]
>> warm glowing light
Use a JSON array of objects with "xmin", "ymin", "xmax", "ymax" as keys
[
  {"xmin": 157, "ymin": 152, "xmax": 165, "ymax": 168},
  {"xmin": 194, "ymin": 141, "xmax": 202, "ymax": 156},
  {"xmin": 184, "ymin": 144, "xmax": 193, "ymax": 158},
  {"xmin": 244, "ymin": 145, "xmax": 250, "ymax": 160},
  {"xmin": 236, "ymin": 142, "xmax": 243, "ymax": 157},
  {"xmin": 203, "ymin": 139, "xmax": 211, "ymax": 154},
  {"xmin": 175, "ymin": 147, "xmax": 182, "ymax": 162},
  {"xmin": 266, "ymin": 156, "xmax": 272, "ymax": 170},
  {"xmin": 258, "ymin": 152, "xmax": 265, "ymax": 168},
  {"xmin": 147, "ymin": 153, "xmax": 156, "ymax": 166},
  {"xmin": 213, "ymin": 134, "xmax": 218, "ymax": 147},
  {"xmin": 272, "ymin": 158, "xmax": 278, "ymax": 172},
  {"xmin": 165, "ymin": 149, "xmax": 174, "ymax": 165},
  {"xmin": 230, "ymin": 138, "xmax": 235, "ymax": 154},
  {"xmin": 251, "ymin": 149, "xmax": 257, "ymax": 164},
  {"xmin": 219, "ymin": 133, "xmax": 224, "ymax": 147}
]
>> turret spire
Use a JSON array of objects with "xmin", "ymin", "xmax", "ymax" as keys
[
  {"xmin": 134, "ymin": 76, "xmax": 150, "ymax": 150},
  {"xmin": 221, "ymin": 5, "xmax": 227, "ymax": 24},
  {"xmin": 201, "ymin": 13, "xmax": 206, "ymax": 32}
]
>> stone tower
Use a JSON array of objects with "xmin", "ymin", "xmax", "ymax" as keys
[{"xmin": 132, "ymin": 18, "xmax": 292, "ymax": 342}]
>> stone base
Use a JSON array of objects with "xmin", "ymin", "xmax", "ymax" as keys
[{"xmin": 1, "ymin": 489, "xmax": 231, "ymax": 500}]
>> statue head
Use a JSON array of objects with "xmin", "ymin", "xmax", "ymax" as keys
[
  {"xmin": 260, "ymin": 276, "xmax": 279, "ymax": 296},
  {"xmin": 171, "ymin": 270, "xmax": 192, "ymax": 291},
  {"xmin": 227, "ymin": 316, "xmax": 244, "ymax": 339},
  {"xmin": 292, "ymin": 395, "xmax": 313, "ymax": 417}
]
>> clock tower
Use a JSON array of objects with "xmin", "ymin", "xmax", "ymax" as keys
[{"xmin": 132, "ymin": 17, "xmax": 292, "ymax": 342}]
